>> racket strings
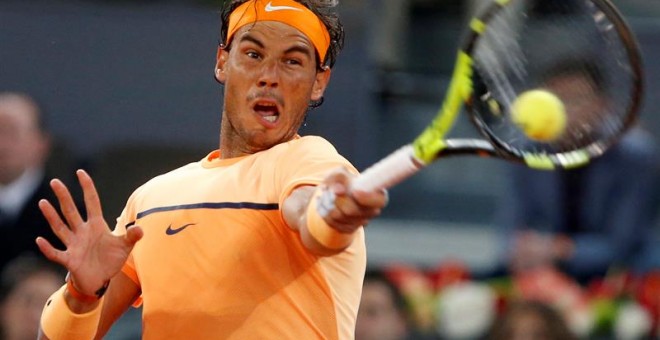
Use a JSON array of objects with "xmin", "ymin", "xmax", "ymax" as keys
[{"xmin": 469, "ymin": 0, "xmax": 638, "ymax": 158}]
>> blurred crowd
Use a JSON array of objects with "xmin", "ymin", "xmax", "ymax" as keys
[
  {"xmin": 1, "ymin": 82, "xmax": 660, "ymax": 338},
  {"xmin": 356, "ymin": 263, "xmax": 660, "ymax": 340}
]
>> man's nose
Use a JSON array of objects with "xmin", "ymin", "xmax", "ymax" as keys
[{"xmin": 257, "ymin": 60, "xmax": 280, "ymax": 88}]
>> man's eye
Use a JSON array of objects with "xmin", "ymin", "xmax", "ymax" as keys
[{"xmin": 246, "ymin": 51, "xmax": 259, "ymax": 59}]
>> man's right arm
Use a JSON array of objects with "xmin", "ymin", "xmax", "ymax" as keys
[{"xmin": 282, "ymin": 167, "xmax": 387, "ymax": 256}]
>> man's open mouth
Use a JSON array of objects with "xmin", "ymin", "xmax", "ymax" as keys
[{"xmin": 254, "ymin": 101, "xmax": 279, "ymax": 123}]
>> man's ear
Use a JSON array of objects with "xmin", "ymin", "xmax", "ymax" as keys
[
  {"xmin": 215, "ymin": 46, "xmax": 228, "ymax": 84},
  {"xmin": 311, "ymin": 68, "xmax": 331, "ymax": 101}
]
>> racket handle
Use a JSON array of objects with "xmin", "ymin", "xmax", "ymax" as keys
[{"xmin": 352, "ymin": 145, "xmax": 424, "ymax": 192}]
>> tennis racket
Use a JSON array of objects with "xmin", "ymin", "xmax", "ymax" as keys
[{"xmin": 352, "ymin": 0, "xmax": 643, "ymax": 193}]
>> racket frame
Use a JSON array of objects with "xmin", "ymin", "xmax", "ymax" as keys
[{"xmin": 352, "ymin": 0, "xmax": 643, "ymax": 192}]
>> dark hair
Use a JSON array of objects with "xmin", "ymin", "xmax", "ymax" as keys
[
  {"xmin": 488, "ymin": 300, "xmax": 577, "ymax": 340},
  {"xmin": 363, "ymin": 268, "xmax": 408, "ymax": 313},
  {"xmin": 218, "ymin": 0, "xmax": 345, "ymax": 69}
]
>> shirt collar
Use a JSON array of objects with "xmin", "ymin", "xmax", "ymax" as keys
[{"xmin": 0, "ymin": 167, "xmax": 44, "ymax": 218}]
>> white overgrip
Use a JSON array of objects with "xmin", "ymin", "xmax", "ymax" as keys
[
  {"xmin": 352, "ymin": 144, "xmax": 424, "ymax": 192},
  {"xmin": 316, "ymin": 145, "xmax": 423, "ymax": 218}
]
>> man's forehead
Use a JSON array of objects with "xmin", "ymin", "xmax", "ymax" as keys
[
  {"xmin": 232, "ymin": 21, "xmax": 315, "ymax": 54},
  {"xmin": 235, "ymin": 21, "xmax": 312, "ymax": 43}
]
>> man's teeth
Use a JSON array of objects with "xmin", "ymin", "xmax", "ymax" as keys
[{"xmin": 264, "ymin": 115, "xmax": 277, "ymax": 123}]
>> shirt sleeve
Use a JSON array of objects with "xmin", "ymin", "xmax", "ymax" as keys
[{"xmin": 276, "ymin": 136, "xmax": 357, "ymax": 208}]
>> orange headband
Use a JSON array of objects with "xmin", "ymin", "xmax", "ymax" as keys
[{"xmin": 226, "ymin": 0, "xmax": 331, "ymax": 63}]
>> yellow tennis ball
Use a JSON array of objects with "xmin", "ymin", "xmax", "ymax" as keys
[{"xmin": 511, "ymin": 89, "xmax": 567, "ymax": 142}]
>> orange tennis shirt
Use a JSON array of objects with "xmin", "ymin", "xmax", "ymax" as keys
[{"xmin": 114, "ymin": 136, "xmax": 366, "ymax": 339}]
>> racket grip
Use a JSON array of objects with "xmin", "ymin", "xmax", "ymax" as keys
[{"xmin": 352, "ymin": 145, "xmax": 424, "ymax": 192}]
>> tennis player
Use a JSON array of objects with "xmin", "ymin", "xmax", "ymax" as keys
[{"xmin": 36, "ymin": 1, "xmax": 388, "ymax": 339}]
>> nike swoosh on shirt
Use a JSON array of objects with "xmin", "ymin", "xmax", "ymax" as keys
[
  {"xmin": 265, "ymin": 1, "xmax": 302, "ymax": 12},
  {"xmin": 165, "ymin": 223, "xmax": 196, "ymax": 235}
]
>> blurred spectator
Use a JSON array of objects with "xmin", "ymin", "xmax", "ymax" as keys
[
  {"xmin": 497, "ymin": 124, "xmax": 659, "ymax": 284},
  {"xmin": 434, "ymin": 281, "xmax": 497, "ymax": 339},
  {"xmin": 488, "ymin": 300, "xmax": 577, "ymax": 340},
  {"xmin": 356, "ymin": 268, "xmax": 412, "ymax": 340},
  {"xmin": 0, "ymin": 254, "xmax": 64, "ymax": 340},
  {"xmin": 494, "ymin": 58, "xmax": 660, "ymax": 284},
  {"xmin": 0, "ymin": 92, "xmax": 67, "ymax": 271}
]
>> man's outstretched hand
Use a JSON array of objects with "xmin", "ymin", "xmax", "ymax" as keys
[{"xmin": 36, "ymin": 169, "xmax": 143, "ymax": 297}]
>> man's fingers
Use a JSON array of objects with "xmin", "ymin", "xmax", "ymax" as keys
[
  {"xmin": 77, "ymin": 169, "xmax": 104, "ymax": 219},
  {"xmin": 50, "ymin": 178, "xmax": 84, "ymax": 230},
  {"xmin": 322, "ymin": 167, "xmax": 351, "ymax": 194},
  {"xmin": 39, "ymin": 199, "xmax": 74, "ymax": 245},
  {"xmin": 317, "ymin": 166, "xmax": 386, "ymax": 233},
  {"xmin": 333, "ymin": 192, "xmax": 383, "ymax": 219},
  {"xmin": 324, "ymin": 195, "xmax": 379, "ymax": 230},
  {"xmin": 124, "ymin": 225, "xmax": 144, "ymax": 247},
  {"xmin": 35, "ymin": 237, "xmax": 68, "ymax": 267},
  {"xmin": 351, "ymin": 188, "xmax": 389, "ymax": 208}
]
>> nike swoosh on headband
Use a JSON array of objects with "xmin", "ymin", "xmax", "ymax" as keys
[{"xmin": 265, "ymin": 1, "xmax": 303, "ymax": 12}]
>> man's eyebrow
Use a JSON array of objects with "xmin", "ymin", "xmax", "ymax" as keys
[
  {"xmin": 285, "ymin": 45, "xmax": 314, "ymax": 58},
  {"xmin": 239, "ymin": 34, "xmax": 264, "ymax": 49},
  {"xmin": 239, "ymin": 32, "xmax": 314, "ymax": 58}
]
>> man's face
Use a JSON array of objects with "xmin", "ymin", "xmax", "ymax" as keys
[
  {"xmin": 355, "ymin": 281, "xmax": 408, "ymax": 340},
  {"xmin": 0, "ymin": 272, "xmax": 62, "ymax": 340},
  {"xmin": 0, "ymin": 98, "xmax": 47, "ymax": 184},
  {"xmin": 216, "ymin": 21, "xmax": 330, "ymax": 156}
]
